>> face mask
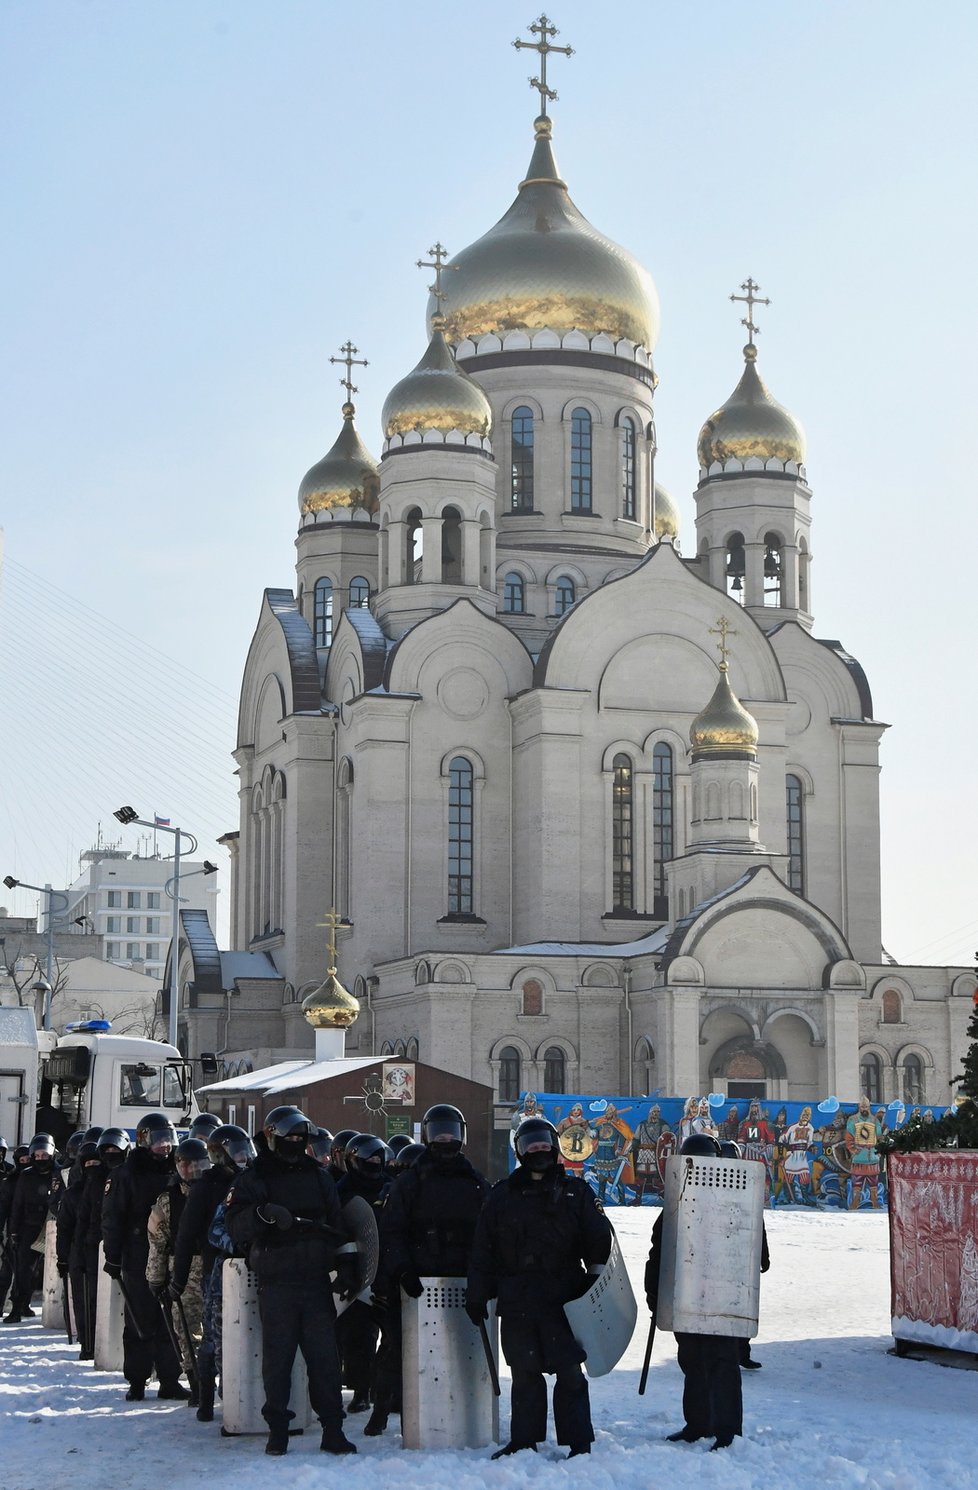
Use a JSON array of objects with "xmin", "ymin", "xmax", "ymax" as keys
[
  {"xmin": 276, "ymin": 1136, "xmax": 306, "ymax": 1163},
  {"xmin": 429, "ymin": 1139, "xmax": 462, "ymax": 1162},
  {"xmin": 522, "ymin": 1150, "xmax": 557, "ymax": 1173}
]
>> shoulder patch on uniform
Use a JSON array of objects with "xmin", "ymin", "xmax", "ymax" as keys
[
  {"xmin": 594, "ymin": 1198, "xmax": 605, "ymax": 1214},
  {"xmin": 225, "ymin": 1186, "xmax": 235, "ymax": 1205}
]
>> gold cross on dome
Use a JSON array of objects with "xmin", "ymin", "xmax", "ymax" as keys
[
  {"xmin": 329, "ymin": 341, "xmax": 368, "ymax": 402},
  {"xmin": 709, "ymin": 616, "xmax": 737, "ymax": 671},
  {"xmin": 729, "ymin": 277, "xmax": 771, "ymax": 345},
  {"xmin": 513, "ymin": 14, "xmax": 573, "ymax": 114},
  {"xmin": 416, "ymin": 242, "xmax": 455, "ymax": 310},
  {"xmin": 316, "ymin": 906, "xmax": 342, "ymax": 970}
]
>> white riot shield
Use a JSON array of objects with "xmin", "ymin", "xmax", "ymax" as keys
[
  {"xmin": 334, "ymin": 1195, "xmax": 379, "ymax": 1316},
  {"xmin": 657, "ymin": 1155, "xmax": 764, "ymax": 1337},
  {"xmin": 563, "ymin": 1231, "xmax": 637, "ymax": 1376},
  {"xmin": 42, "ymin": 1217, "xmax": 64, "ymax": 1329},
  {"xmin": 220, "ymin": 1258, "xmax": 311, "ymax": 1434},
  {"xmin": 94, "ymin": 1242, "xmax": 125, "ymax": 1371},
  {"xmin": 401, "ymin": 1277, "xmax": 499, "ymax": 1450}
]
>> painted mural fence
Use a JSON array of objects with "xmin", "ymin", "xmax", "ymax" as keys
[
  {"xmin": 888, "ymin": 1150, "xmax": 978, "ymax": 1352},
  {"xmin": 511, "ymin": 1092, "xmax": 951, "ymax": 1210}
]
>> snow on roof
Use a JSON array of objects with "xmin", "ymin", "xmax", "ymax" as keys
[
  {"xmin": 494, "ymin": 926, "xmax": 671, "ymax": 958},
  {"xmin": 218, "ymin": 950, "xmax": 280, "ymax": 983},
  {"xmin": 198, "ymin": 1054, "xmax": 379, "ymax": 1096}
]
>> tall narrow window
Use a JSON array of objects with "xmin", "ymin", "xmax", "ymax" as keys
[
  {"xmin": 448, "ymin": 756, "xmax": 474, "ymax": 915},
  {"xmin": 499, "ymin": 1047, "xmax": 521, "ymax": 1104},
  {"xmin": 653, "ymin": 742, "xmax": 674, "ymax": 917},
  {"xmin": 612, "ymin": 753, "xmax": 633, "ymax": 911},
  {"xmin": 726, "ymin": 532, "xmax": 745, "ymax": 603},
  {"xmin": 570, "ymin": 408, "xmax": 592, "ymax": 512},
  {"xmin": 314, "ymin": 577, "xmax": 333, "ymax": 646},
  {"xmin": 544, "ymin": 1046, "xmax": 566, "ymax": 1093},
  {"xmin": 621, "ymin": 416, "xmax": 637, "ymax": 520},
  {"xmin": 859, "ymin": 1052, "xmax": 881, "ymax": 1104},
  {"xmin": 442, "ymin": 507, "xmax": 462, "ymax": 582},
  {"xmin": 902, "ymin": 1054, "xmax": 923, "ymax": 1104},
  {"xmin": 786, "ymin": 774, "xmax": 804, "ymax": 893},
  {"xmin": 503, "ymin": 572, "xmax": 525, "ymax": 613},
  {"xmin": 764, "ymin": 532, "xmax": 783, "ymax": 607},
  {"xmin": 511, "ymin": 406, "xmax": 534, "ymax": 512},
  {"xmin": 349, "ymin": 575, "xmax": 370, "ymax": 608},
  {"xmin": 554, "ymin": 575, "xmax": 575, "ymax": 616},
  {"xmin": 406, "ymin": 508, "xmax": 422, "ymax": 583}
]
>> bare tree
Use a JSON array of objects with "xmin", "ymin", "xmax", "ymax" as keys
[{"xmin": 0, "ymin": 944, "xmax": 69, "ymax": 1014}]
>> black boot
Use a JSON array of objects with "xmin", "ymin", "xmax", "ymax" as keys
[
  {"xmin": 265, "ymin": 1427, "xmax": 289, "ymax": 1456},
  {"xmin": 320, "ymin": 1427, "xmax": 357, "ymax": 1454},
  {"xmin": 491, "ymin": 1443, "xmax": 537, "ymax": 1460},
  {"xmin": 125, "ymin": 1383, "xmax": 146, "ymax": 1402},
  {"xmin": 196, "ymin": 1369, "xmax": 216, "ymax": 1423},
  {"xmin": 666, "ymin": 1427, "xmax": 703, "ymax": 1443},
  {"xmin": 158, "ymin": 1380, "xmax": 192, "ymax": 1400},
  {"xmin": 566, "ymin": 1445, "xmax": 591, "ymax": 1458},
  {"xmin": 363, "ymin": 1407, "xmax": 388, "ymax": 1436}
]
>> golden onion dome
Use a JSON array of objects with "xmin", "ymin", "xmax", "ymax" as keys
[
  {"xmin": 689, "ymin": 666, "xmax": 759, "ymax": 757},
  {"xmin": 697, "ymin": 344, "xmax": 806, "ymax": 469},
  {"xmin": 298, "ymin": 403, "xmax": 379, "ymax": 517},
  {"xmin": 301, "ymin": 968, "xmax": 360, "ymax": 1030},
  {"xmin": 382, "ymin": 325, "xmax": 493, "ymax": 440},
  {"xmin": 430, "ymin": 117, "xmax": 660, "ymax": 351},
  {"xmin": 653, "ymin": 480, "xmax": 680, "ymax": 540}
]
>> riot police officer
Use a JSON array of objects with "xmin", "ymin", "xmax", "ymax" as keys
[{"xmin": 7, "ymin": 1133, "xmax": 63, "ymax": 1322}]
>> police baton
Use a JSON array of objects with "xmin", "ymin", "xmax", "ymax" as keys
[
  {"xmin": 156, "ymin": 1290, "xmax": 198, "ymax": 1396},
  {"xmin": 173, "ymin": 1292, "xmax": 200, "ymax": 1390},
  {"xmin": 114, "ymin": 1271, "xmax": 151, "ymax": 1343},
  {"xmin": 478, "ymin": 1320, "xmax": 500, "ymax": 1397},
  {"xmin": 637, "ymin": 1314, "xmax": 656, "ymax": 1395},
  {"xmin": 61, "ymin": 1275, "xmax": 74, "ymax": 1346}
]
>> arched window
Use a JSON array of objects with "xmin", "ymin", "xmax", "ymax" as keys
[
  {"xmin": 406, "ymin": 507, "xmax": 422, "ymax": 583},
  {"xmin": 620, "ymin": 416, "xmax": 637, "ymax": 520},
  {"xmin": 902, "ymin": 1054, "xmax": 924, "ymax": 1104},
  {"xmin": 349, "ymin": 575, "xmax": 370, "ymax": 608},
  {"xmin": 442, "ymin": 506, "xmax": 462, "ymax": 583},
  {"xmin": 511, "ymin": 406, "xmax": 534, "ymax": 512},
  {"xmin": 314, "ymin": 577, "xmax": 333, "ymax": 647},
  {"xmin": 522, "ymin": 979, "xmax": 543, "ymax": 1016},
  {"xmin": 764, "ymin": 532, "xmax": 783, "ymax": 607},
  {"xmin": 570, "ymin": 408, "xmax": 592, "ymax": 512},
  {"xmin": 503, "ymin": 572, "xmax": 525, "ymax": 613},
  {"xmin": 859, "ymin": 1052, "xmax": 881, "ymax": 1105},
  {"xmin": 448, "ymin": 756, "xmax": 474, "ymax": 915},
  {"xmin": 652, "ymin": 742, "xmax": 674, "ymax": 917},
  {"xmin": 881, "ymin": 989, "xmax": 902, "ymax": 1024},
  {"xmin": 726, "ymin": 532, "xmax": 745, "ymax": 603},
  {"xmin": 554, "ymin": 575, "xmax": 576, "ymax": 616},
  {"xmin": 612, "ymin": 753, "xmax": 634, "ymax": 912},
  {"xmin": 499, "ymin": 1046, "xmax": 521, "ymax": 1104},
  {"xmin": 544, "ymin": 1046, "xmax": 566, "ymax": 1093},
  {"xmin": 786, "ymin": 774, "xmax": 804, "ymax": 894}
]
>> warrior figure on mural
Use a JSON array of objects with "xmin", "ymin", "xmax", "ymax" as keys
[{"xmin": 845, "ymin": 1097, "xmax": 884, "ymax": 1209}]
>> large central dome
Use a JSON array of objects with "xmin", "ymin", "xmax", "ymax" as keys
[{"xmin": 430, "ymin": 117, "xmax": 660, "ymax": 352}]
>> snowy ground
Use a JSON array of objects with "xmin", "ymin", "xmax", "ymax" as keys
[{"xmin": 2, "ymin": 1210, "xmax": 973, "ymax": 1490}]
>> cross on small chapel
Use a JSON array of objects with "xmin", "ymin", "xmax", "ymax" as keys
[
  {"xmin": 729, "ymin": 277, "xmax": 771, "ymax": 345},
  {"xmin": 416, "ymin": 242, "xmax": 455, "ymax": 311},
  {"xmin": 329, "ymin": 341, "xmax": 368, "ymax": 402},
  {"xmin": 316, "ymin": 905, "xmax": 342, "ymax": 971},
  {"xmin": 513, "ymin": 14, "xmax": 573, "ymax": 114},
  {"xmin": 709, "ymin": 616, "xmax": 737, "ymax": 671}
]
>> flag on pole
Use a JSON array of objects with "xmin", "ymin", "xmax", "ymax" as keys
[{"xmin": 154, "ymin": 815, "xmax": 171, "ymax": 827}]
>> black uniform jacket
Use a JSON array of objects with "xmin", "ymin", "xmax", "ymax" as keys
[
  {"xmin": 225, "ymin": 1151, "xmax": 350, "ymax": 1288},
  {"xmin": 10, "ymin": 1162, "xmax": 63, "ymax": 1245},
  {"xmin": 101, "ymin": 1148, "xmax": 173, "ymax": 1272},
  {"xmin": 380, "ymin": 1150, "xmax": 488, "ymax": 1287},
  {"xmin": 467, "ymin": 1164, "xmax": 612, "ymax": 1317},
  {"xmin": 172, "ymin": 1165, "xmax": 234, "ymax": 1289}
]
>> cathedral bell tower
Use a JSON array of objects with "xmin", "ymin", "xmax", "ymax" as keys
[
  {"xmin": 373, "ymin": 245, "xmax": 498, "ymax": 640},
  {"xmin": 694, "ymin": 281, "xmax": 813, "ymax": 630}
]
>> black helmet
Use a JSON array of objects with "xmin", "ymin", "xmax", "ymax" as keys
[
  {"xmin": 0, "ymin": 1136, "xmax": 7, "ymax": 1158},
  {"xmin": 514, "ymin": 1116, "xmax": 560, "ymax": 1163},
  {"xmin": 82, "ymin": 1125, "xmax": 104, "ymax": 1145},
  {"xmin": 421, "ymin": 1104, "xmax": 466, "ymax": 1153},
  {"xmin": 175, "ymin": 1136, "xmax": 212, "ymax": 1179},
  {"xmin": 330, "ymin": 1129, "xmax": 359, "ymax": 1170},
  {"xmin": 387, "ymin": 1134, "xmax": 414, "ymax": 1156},
  {"xmin": 389, "ymin": 1141, "xmax": 425, "ymax": 1174},
  {"xmin": 718, "ymin": 1139, "xmax": 743, "ymax": 1160},
  {"xmin": 65, "ymin": 1130, "xmax": 86, "ymax": 1161},
  {"xmin": 343, "ymin": 1132, "xmax": 366, "ymax": 1160},
  {"xmin": 29, "ymin": 1133, "xmax": 57, "ymax": 1161},
  {"xmin": 188, "ymin": 1112, "xmax": 222, "ymax": 1141},
  {"xmin": 307, "ymin": 1126, "xmax": 334, "ymax": 1162},
  {"xmin": 346, "ymin": 1133, "xmax": 390, "ymax": 1176},
  {"xmin": 265, "ymin": 1108, "xmax": 312, "ymax": 1159},
  {"xmin": 264, "ymin": 1104, "xmax": 304, "ymax": 1135},
  {"xmin": 135, "ymin": 1113, "xmax": 177, "ymax": 1150},
  {"xmin": 78, "ymin": 1140, "xmax": 100, "ymax": 1164},
  {"xmin": 207, "ymin": 1124, "xmax": 256, "ymax": 1172},
  {"xmin": 680, "ymin": 1134, "xmax": 721, "ymax": 1158},
  {"xmin": 13, "ymin": 1145, "xmax": 30, "ymax": 1166},
  {"xmin": 96, "ymin": 1128, "xmax": 132, "ymax": 1167}
]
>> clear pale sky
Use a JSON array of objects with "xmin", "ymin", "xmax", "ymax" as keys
[{"xmin": 1, "ymin": 1, "xmax": 975, "ymax": 968}]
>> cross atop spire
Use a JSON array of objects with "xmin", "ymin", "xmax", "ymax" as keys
[
  {"xmin": 513, "ymin": 14, "xmax": 573, "ymax": 116},
  {"xmin": 416, "ymin": 242, "xmax": 456, "ymax": 312},
  {"xmin": 316, "ymin": 905, "xmax": 342, "ymax": 973},
  {"xmin": 730, "ymin": 277, "xmax": 770, "ymax": 346},
  {"xmin": 329, "ymin": 341, "xmax": 368, "ymax": 404},
  {"xmin": 709, "ymin": 616, "xmax": 737, "ymax": 672}
]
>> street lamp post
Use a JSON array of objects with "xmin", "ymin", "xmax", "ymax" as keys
[
  {"xmin": 113, "ymin": 808, "xmax": 198, "ymax": 1051},
  {"xmin": 2, "ymin": 876, "xmax": 70, "ymax": 1031}
]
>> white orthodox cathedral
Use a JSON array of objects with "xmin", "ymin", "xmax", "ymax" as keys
[{"xmin": 178, "ymin": 21, "xmax": 972, "ymax": 1138}]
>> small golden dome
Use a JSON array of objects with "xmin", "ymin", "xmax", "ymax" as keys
[
  {"xmin": 689, "ymin": 666, "xmax": 759, "ymax": 757},
  {"xmin": 697, "ymin": 345, "xmax": 806, "ymax": 469},
  {"xmin": 431, "ymin": 118, "xmax": 660, "ymax": 351},
  {"xmin": 382, "ymin": 326, "xmax": 492, "ymax": 440},
  {"xmin": 299, "ymin": 404, "xmax": 379, "ymax": 516},
  {"xmin": 653, "ymin": 481, "xmax": 680, "ymax": 540},
  {"xmin": 301, "ymin": 968, "xmax": 360, "ymax": 1029}
]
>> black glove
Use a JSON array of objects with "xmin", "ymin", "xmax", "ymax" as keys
[
  {"xmin": 150, "ymin": 1282, "xmax": 169, "ymax": 1302},
  {"xmin": 332, "ymin": 1260, "xmax": 359, "ymax": 1302},
  {"xmin": 103, "ymin": 1260, "xmax": 123, "ymax": 1280},
  {"xmin": 167, "ymin": 1279, "xmax": 185, "ymax": 1301},
  {"xmin": 256, "ymin": 1203, "xmax": 293, "ymax": 1231},
  {"xmin": 399, "ymin": 1271, "xmax": 424, "ymax": 1299},
  {"xmin": 56, "ymin": 1261, "xmax": 69, "ymax": 1279},
  {"xmin": 369, "ymin": 1292, "xmax": 388, "ymax": 1317},
  {"xmin": 464, "ymin": 1296, "xmax": 487, "ymax": 1327}
]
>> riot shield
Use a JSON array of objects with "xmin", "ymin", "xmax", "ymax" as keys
[
  {"xmin": 657, "ymin": 1154, "xmax": 764, "ymax": 1336},
  {"xmin": 563, "ymin": 1230, "xmax": 637, "ymax": 1376},
  {"xmin": 401, "ymin": 1277, "xmax": 499, "ymax": 1449},
  {"xmin": 334, "ymin": 1194, "xmax": 379, "ymax": 1316},
  {"xmin": 221, "ymin": 1258, "xmax": 311, "ymax": 1434}
]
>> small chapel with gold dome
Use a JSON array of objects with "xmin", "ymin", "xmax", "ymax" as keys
[{"xmin": 178, "ymin": 16, "xmax": 971, "ymax": 1157}]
